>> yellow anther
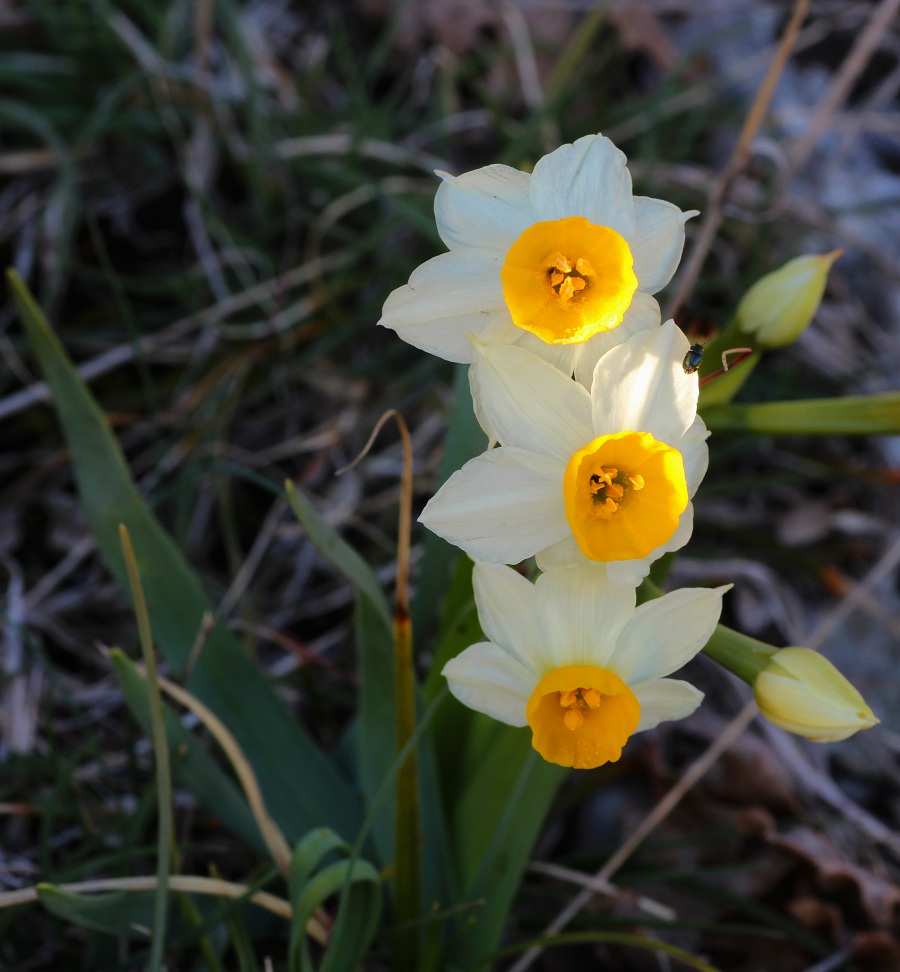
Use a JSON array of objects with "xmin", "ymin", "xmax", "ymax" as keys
[
  {"xmin": 606, "ymin": 483, "xmax": 624, "ymax": 500},
  {"xmin": 551, "ymin": 253, "xmax": 573, "ymax": 274},
  {"xmin": 559, "ymin": 277, "xmax": 576, "ymax": 301},
  {"xmin": 601, "ymin": 497, "xmax": 618, "ymax": 514},
  {"xmin": 582, "ymin": 688, "xmax": 601, "ymax": 709},
  {"xmin": 563, "ymin": 709, "xmax": 584, "ymax": 731},
  {"xmin": 628, "ymin": 474, "xmax": 645, "ymax": 490},
  {"xmin": 559, "ymin": 690, "xmax": 579, "ymax": 708},
  {"xmin": 575, "ymin": 257, "xmax": 594, "ymax": 276}
]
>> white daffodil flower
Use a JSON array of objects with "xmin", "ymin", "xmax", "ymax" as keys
[
  {"xmin": 379, "ymin": 133, "xmax": 696, "ymax": 384},
  {"xmin": 443, "ymin": 563, "xmax": 729, "ymax": 769},
  {"xmin": 420, "ymin": 321, "xmax": 708, "ymax": 586}
]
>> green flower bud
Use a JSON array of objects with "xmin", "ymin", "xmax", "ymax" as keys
[
  {"xmin": 736, "ymin": 250, "xmax": 842, "ymax": 348},
  {"xmin": 754, "ymin": 647, "xmax": 878, "ymax": 742}
]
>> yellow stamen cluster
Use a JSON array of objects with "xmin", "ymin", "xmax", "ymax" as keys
[
  {"xmin": 588, "ymin": 466, "xmax": 647, "ymax": 516},
  {"xmin": 559, "ymin": 686, "xmax": 602, "ymax": 730},
  {"xmin": 548, "ymin": 252, "xmax": 593, "ymax": 302}
]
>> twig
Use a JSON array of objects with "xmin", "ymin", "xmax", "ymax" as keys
[
  {"xmin": 217, "ymin": 497, "xmax": 287, "ymax": 619},
  {"xmin": 667, "ymin": 0, "xmax": 810, "ymax": 320},
  {"xmin": 788, "ymin": 0, "xmax": 900, "ymax": 173},
  {"xmin": 805, "ymin": 532, "xmax": 900, "ymax": 653},
  {"xmin": 527, "ymin": 861, "xmax": 676, "ymax": 920},
  {"xmin": 0, "ymin": 252, "xmax": 352, "ymax": 424}
]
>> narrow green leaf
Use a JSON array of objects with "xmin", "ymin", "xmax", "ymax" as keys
[
  {"xmin": 111, "ymin": 650, "xmax": 267, "ymax": 855},
  {"xmin": 491, "ymin": 930, "xmax": 724, "ymax": 972},
  {"xmin": 224, "ymin": 904, "xmax": 259, "ymax": 972},
  {"xmin": 287, "ymin": 482, "xmax": 455, "ymax": 907},
  {"xmin": 353, "ymin": 597, "xmax": 396, "ymax": 869},
  {"xmin": 8, "ymin": 270, "xmax": 361, "ymax": 842},
  {"xmin": 37, "ymin": 884, "xmax": 158, "ymax": 938},
  {"xmin": 423, "ymin": 553, "xmax": 482, "ymax": 705},
  {"xmin": 120, "ymin": 526, "xmax": 171, "ymax": 972},
  {"xmin": 450, "ymin": 732, "xmax": 565, "ymax": 968},
  {"xmin": 288, "ymin": 829, "xmax": 382, "ymax": 972},
  {"xmin": 285, "ymin": 481, "xmax": 391, "ymax": 631},
  {"xmin": 424, "ymin": 555, "xmax": 561, "ymax": 966},
  {"xmin": 703, "ymin": 391, "xmax": 900, "ymax": 436}
]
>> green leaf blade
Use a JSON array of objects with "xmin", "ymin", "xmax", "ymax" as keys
[{"xmin": 8, "ymin": 270, "xmax": 361, "ymax": 843}]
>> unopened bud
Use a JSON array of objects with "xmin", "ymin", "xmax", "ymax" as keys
[
  {"xmin": 736, "ymin": 251, "xmax": 842, "ymax": 348},
  {"xmin": 754, "ymin": 647, "xmax": 878, "ymax": 742}
]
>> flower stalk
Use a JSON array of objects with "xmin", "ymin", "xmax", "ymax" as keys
[{"xmin": 391, "ymin": 411, "xmax": 421, "ymax": 970}]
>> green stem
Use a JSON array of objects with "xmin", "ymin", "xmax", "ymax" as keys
[{"xmin": 703, "ymin": 391, "xmax": 900, "ymax": 436}]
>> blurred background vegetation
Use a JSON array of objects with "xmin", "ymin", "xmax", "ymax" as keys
[{"xmin": 0, "ymin": 0, "xmax": 898, "ymax": 969}]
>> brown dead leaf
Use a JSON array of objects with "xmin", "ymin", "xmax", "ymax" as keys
[
  {"xmin": 851, "ymin": 930, "xmax": 900, "ymax": 970},
  {"xmin": 767, "ymin": 828, "xmax": 900, "ymax": 928},
  {"xmin": 787, "ymin": 896, "xmax": 844, "ymax": 943},
  {"xmin": 703, "ymin": 723, "xmax": 801, "ymax": 815}
]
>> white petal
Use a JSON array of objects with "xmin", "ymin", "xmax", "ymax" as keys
[
  {"xmin": 534, "ymin": 564, "xmax": 635, "ymax": 670},
  {"xmin": 604, "ymin": 503, "xmax": 696, "ymax": 588},
  {"xmin": 468, "ymin": 363, "xmax": 499, "ymax": 446},
  {"xmin": 572, "ymin": 292, "xmax": 661, "ymax": 388},
  {"xmin": 604, "ymin": 557, "xmax": 654, "ymax": 588},
  {"xmin": 419, "ymin": 447, "xmax": 568, "ymax": 563},
  {"xmin": 471, "ymin": 344, "xmax": 593, "ymax": 462},
  {"xmin": 591, "ymin": 320, "xmax": 698, "ymax": 445},
  {"xmin": 513, "ymin": 330, "xmax": 578, "ymax": 377},
  {"xmin": 378, "ymin": 249, "xmax": 512, "ymax": 363},
  {"xmin": 633, "ymin": 678, "xmax": 704, "ymax": 733},
  {"xmin": 472, "ymin": 563, "xmax": 546, "ymax": 674},
  {"xmin": 681, "ymin": 415, "xmax": 710, "ymax": 497},
  {"xmin": 631, "ymin": 198, "xmax": 695, "ymax": 294},
  {"xmin": 442, "ymin": 641, "xmax": 533, "ymax": 727},
  {"xmin": 435, "ymin": 165, "xmax": 535, "ymax": 252},
  {"xmin": 529, "ymin": 134, "xmax": 636, "ymax": 240},
  {"xmin": 535, "ymin": 533, "xmax": 584, "ymax": 572},
  {"xmin": 609, "ymin": 585, "xmax": 729, "ymax": 684}
]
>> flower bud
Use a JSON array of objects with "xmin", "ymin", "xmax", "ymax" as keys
[
  {"xmin": 754, "ymin": 647, "xmax": 878, "ymax": 742},
  {"xmin": 736, "ymin": 251, "xmax": 841, "ymax": 348}
]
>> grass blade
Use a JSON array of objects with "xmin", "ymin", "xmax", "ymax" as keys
[
  {"xmin": 119, "ymin": 525, "xmax": 172, "ymax": 972},
  {"xmin": 8, "ymin": 269, "xmax": 362, "ymax": 842}
]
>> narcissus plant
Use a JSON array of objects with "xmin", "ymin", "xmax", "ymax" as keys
[
  {"xmin": 443, "ymin": 563, "xmax": 729, "ymax": 769},
  {"xmin": 379, "ymin": 133, "xmax": 696, "ymax": 384},
  {"xmin": 420, "ymin": 322, "xmax": 708, "ymax": 586}
]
